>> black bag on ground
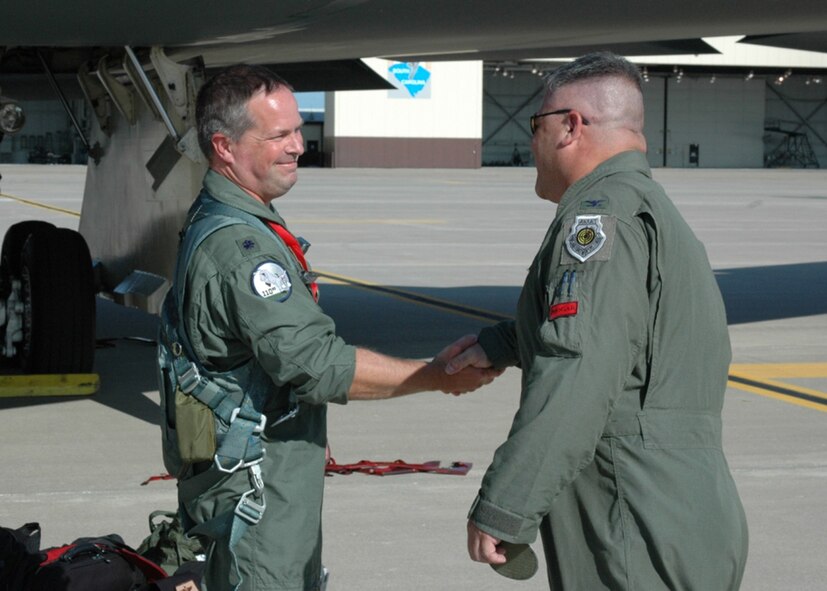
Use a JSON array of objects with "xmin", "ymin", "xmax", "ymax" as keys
[
  {"xmin": 33, "ymin": 534, "xmax": 167, "ymax": 590},
  {"xmin": 0, "ymin": 522, "xmax": 42, "ymax": 591},
  {"xmin": 1, "ymin": 524, "xmax": 167, "ymax": 591}
]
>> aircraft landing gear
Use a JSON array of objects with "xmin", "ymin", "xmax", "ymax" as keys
[{"xmin": 1, "ymin": 222, "xmax": 96, "ymax": 374}]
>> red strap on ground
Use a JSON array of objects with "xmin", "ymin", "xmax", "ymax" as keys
[
  {"xmin": 144, "ymin": 458, "xmax": 472, "ymax": 484},
  {"xmin": 325, "ymin": 458, "xmax": 472, "ymax": 476},
  {"xmin": 141, "ymin": 473, "xmax": 175, "ymax": 485}
]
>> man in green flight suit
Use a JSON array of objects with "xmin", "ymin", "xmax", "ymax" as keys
[
  {"xmin": 447, "ymin": 52, "xmax": 749, "ymax": 589},
  {"xmin": 164, "ymin": 64, "xmax": 498, "ymax": 591}
]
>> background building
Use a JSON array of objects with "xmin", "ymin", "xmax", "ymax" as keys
[
  {"xmin": 482, "ymin": 37, "xmax": 827, "ymax": 169},
  {"xmin": 2, "ymin": 37, "xmax": 826, "ymax": 169}
]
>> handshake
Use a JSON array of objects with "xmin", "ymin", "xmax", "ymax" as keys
[{"xmin": 430, "ymin": 334, "xmax": 504, "ymax": 396}]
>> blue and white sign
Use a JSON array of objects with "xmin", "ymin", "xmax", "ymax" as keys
[{"xmin": 388, "ymin": 62, "xmax": 432, "ymax": 99}]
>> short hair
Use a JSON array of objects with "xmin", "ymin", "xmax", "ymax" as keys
[
  {"xmin": 544, "ymin": 52, "xmax": 643, "ymax": 95},
  {"xmin": 196, "ymin": 64, "xmax": 293, "ymax": 159}
]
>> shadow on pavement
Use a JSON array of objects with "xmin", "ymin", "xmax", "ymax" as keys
[{"xmin": 2, "ymin": 260, "xmax": 824, "ymax": 422}]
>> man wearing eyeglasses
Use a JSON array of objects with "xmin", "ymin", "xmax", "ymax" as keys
[{"xmin": 447, "ymin": 52, "xmax": 748, "ymax": 589}]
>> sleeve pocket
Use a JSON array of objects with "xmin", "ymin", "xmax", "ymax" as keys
[{"xmin": 538, "ymin": 268, "xmax": 583, "ymax": 357}]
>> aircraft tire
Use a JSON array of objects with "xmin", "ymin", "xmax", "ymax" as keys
[
  {"xmin": 20, "ymin": 227, "xmax": 96, "ymax": 373},
  {"xmin": 1, "ymin": 220, "xmax": 56, "ymax": 295}
]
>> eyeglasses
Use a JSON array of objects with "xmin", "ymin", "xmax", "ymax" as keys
[{"xmin": 529, "ymin": 109, "xmax": 591, "ymax": 134}]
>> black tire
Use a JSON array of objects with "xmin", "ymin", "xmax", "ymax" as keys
[
  {"xmin": 20, "ymin": 227, "xmax": 96, "ymax": 373},
  {"xmin": 1, "ymin": 221, "xmax": 56, "ymax": 296}
]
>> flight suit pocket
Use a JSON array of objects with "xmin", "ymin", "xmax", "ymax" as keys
[
  {"xmin": 538, "ymin": 268, "xmax": 582, "ymax": 357},
  {"xmin": 175, "ymin": 389, "xmax": 217, "ymax": 464}
]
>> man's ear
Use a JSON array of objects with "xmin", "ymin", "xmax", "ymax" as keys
[
  {"xmin": 562, "ymin": 112, "xmax": 587, "ymax": 145},
  {"xmin": 211, "ymin": 133, "xmax": 234, "ymax": 164}
]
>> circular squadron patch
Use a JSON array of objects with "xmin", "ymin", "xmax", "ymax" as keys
[
  {"xmin": 251, "ymin": 261, "xmax": 292, "ymax": 300},
  {"xmin": 565, "ymin": 215, "xmax": 607, "ymax": 262}
]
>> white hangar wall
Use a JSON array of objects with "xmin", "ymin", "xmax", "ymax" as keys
[{"xmin": 324, "ymin": 59, "xmax": 483, "ymax": 168}]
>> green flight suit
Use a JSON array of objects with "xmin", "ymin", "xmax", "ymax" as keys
[
  {"xmin": 178, "ymin": 170, "xmax": 356, "ymax": 591},
  {"xmin": 469, "ymin": 151, "xmax": 748, "ymax": 590}
]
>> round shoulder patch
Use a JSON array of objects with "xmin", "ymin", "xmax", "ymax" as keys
[{"xmin": 251, "ymin": 261, "xmax": 292, "ymax": 300}]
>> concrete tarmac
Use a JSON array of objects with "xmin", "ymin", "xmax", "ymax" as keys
[{"xmin": 1, "ymin": 164, "xmax": 825, "ymax": 590}]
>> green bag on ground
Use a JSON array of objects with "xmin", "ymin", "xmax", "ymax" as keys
[{"xmin": 137, "ymin": 510, "xmax": 206, "ymax": 576}]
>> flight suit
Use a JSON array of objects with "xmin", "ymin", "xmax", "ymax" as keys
[
  {"xmin": 469, "ymin": 151, "xmax": 748, "ymax": 590},
  {"xmin": 178, "ymin": 170, "xmax": 356, "ymax": 591}
]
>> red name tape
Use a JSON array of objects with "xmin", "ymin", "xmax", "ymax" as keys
[{"xmin": 549, "ymin": 301, "xmax": 578, "ymax": 320}]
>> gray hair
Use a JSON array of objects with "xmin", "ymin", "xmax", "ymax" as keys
[
  {"xmin": 195, "ymin": 64, "xmax": 293, "ymax": 159},
  {"xmin": 544, "ymin": 52, "xmax": 643, "ymax": 95}
]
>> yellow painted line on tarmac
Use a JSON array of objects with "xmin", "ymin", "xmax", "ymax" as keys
[
  {"xmin": 729, "ymin": 363, "xmax": 827, "ymax": 379},
  {"xmin": 0, "ymin": 373, "xmax": 100, "ymax": 397},
  {"xmin": 728, "ymin": 363, "xmax": 827, "ymax": 412},
  {"xmin": 0, "ymin": 192, "xmax": 80, "ymax": 217},
  {"xmin": 316, "ymin": 270, "xmax": 512, "ymax": 324}
]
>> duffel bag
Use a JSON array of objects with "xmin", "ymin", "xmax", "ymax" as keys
[{"xmin": 1, "ymin": 524, "xmax": 167, "ymax": 591}]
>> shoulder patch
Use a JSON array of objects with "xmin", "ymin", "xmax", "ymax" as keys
[
  {"xmin": 561, "ymin": 215, "xmax": 616, "ymax": 264},
  {"xmin": 236, "ymin": 236, "xmax": 261, "ymax": 256},
  {"xmin": 251, "ymin": 261, "xmax": 292, "ymax": 300}
]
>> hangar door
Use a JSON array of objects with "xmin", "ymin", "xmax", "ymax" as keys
[{"xmin": 642, "ymin": 76, "xmax": 765, "ymax": 168}]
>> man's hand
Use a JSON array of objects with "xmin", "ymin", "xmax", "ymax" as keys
[
  {"xmin": 467, "ymin": 520, "xmax": 506, "ymax": 564},
  {"xmin": 431, "ymin": 335, "xmax": 501, "ymax": 395},
  {"xmin": 442, "ymin": 336, "xmax": 494, "ymax": 375}
]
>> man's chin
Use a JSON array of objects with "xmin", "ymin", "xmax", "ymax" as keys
[
  {"xmin": 534, "ymin": 179, "xmax": 549, "ymax": 200},
  {"xmin": 535, "ymin": 177, "xmax": 561, "ymax": 203}
]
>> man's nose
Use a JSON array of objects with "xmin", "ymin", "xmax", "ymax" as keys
[{"xmin": 289, "ymin": 131, "xmax": 305, "ymax": 155}]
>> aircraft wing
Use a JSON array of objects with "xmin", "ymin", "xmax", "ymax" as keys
[
  {"xmin": 740, "ymin": 32, "xmax": 827, "ymax": 54},
  {"xmin": 3, "ymin": 0, "xmax": 827, "ymax": 69}
]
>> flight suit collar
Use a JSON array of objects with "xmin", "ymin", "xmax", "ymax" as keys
[
  {"xmin": 558, "ymin": 150, "xmax": 651, "ymax": 213},
  {"xmin": 203, "ymin": 169, "xmax": 288, "ymax": 227}
]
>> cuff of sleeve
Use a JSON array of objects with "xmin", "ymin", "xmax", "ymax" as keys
[
  {"xmin": 294, "ymin": 343, "xmax": 357, "ymax": 406},
  {"xmin": 478, "ymin": 325, "xmax": 518, "ymax": 370},
  {"xmin": 325, "ymin": 344, "xmax": 357, "ymax": 405},
  {"xmin": 468, "ymin": 495, "xmax": 538, "ymax": 544}
]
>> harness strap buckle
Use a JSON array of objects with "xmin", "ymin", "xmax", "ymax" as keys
[
  {"xmin": 229, "ymin": 407, "xmax": 267, "ymax": 433},
  {"xmin": 178, "ymin": 363, "xmax": 201, "ymax": 394},
  {"xmin": 234, "ymin": 489, "xmax": 266, "ymax": 526},
  {"xmin": 249, "ymin": 463, "xmax": 264, "ymax": 494},
  {"xmin": 214, "ymin": 453, "xmax": 264, "ymax": 474}
]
